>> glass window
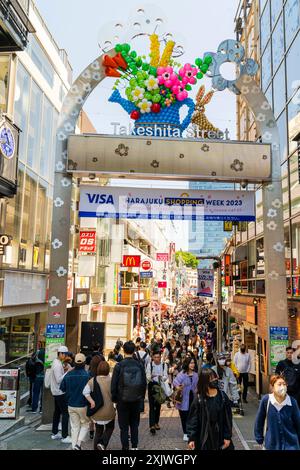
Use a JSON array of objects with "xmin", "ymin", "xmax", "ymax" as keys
[
  {"xmin": 40, "ymin": 96, "xmax": 54, "ymax": 179},
  {"xmin": 260, "ymin": 1, "xmax": 271, "ymax": 52},
  {"xmin": 290, "ymin": 152, "xmax": 300, "ymax": 216},
  {"xmin": 261, "ymin": 41, "xmax": 272, "ymax": 91},
  {"xmin": 265, "ymin": 84, "xmax": 273, "ymax": 109},
  {"xmin": 286, "ymin": 31, "xmax": 300, "ymax": 100},
  {"xmin": 292, "ymin": 215, "xmax": 300, "ymax": 275},
  {"xmin": 50, "ymin": 111, "xmax": 59, "ymax": 184},
  {"xmin": 277, "ymin": 111, "xmax": 288, "ymax": 161},
  {"xmin": 256, "ymin": 189, "xmax": 263, "ymax": 234},
  {"xmin": 271, "ymin": 0, "xmax": 283, "ymax": 28},
  {"xmin": 288, "ymin": 97, "xmax": 300, "ymax": 142},
  {"xmin": 284, "ymin": 224, "xmax": 291, "ymax": 274},
  {"xmin": 34, "ymin": 180, "xmax": 48, "ymax": 271},
  {"xmin": 20, "ymin": 170, "xmax": 37, "ymax": 270},
  {"xmin": 281, "ymin": 161, "xmax": 290, "ymax": 220},
  {"xmin": 272, "ymin": 14, "xmax": 284, "ymax": 73},
  {"xmin": 27, "ymin": 81, "xmax": 43, "ymax": 170},
  {"xmin": 27, "ymin": 36, "xmax": 55, "ymax": 88},
  {"xmin": 273, "ymin": 63, "xmax": 286, "ymax": 118},
  {"xmin": 0, "ymin": 55, "xmax": 10, "ymax": 113},
  {"xmin": 256, "ymin": 238, "xmax": 265, "ymax": 276},
  {"xmin": 284, "ymin": 0, "xmax": 300, "ymax": 47},
  {"xmin": 260, "ymin": 0, "xmax": 268, "ymax": 14},
  {"xmin": 14, "ymin": 63, "xmax": 30, "ymax": 163}
]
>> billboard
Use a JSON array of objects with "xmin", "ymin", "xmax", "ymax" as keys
[
  {"xmin": 197, "ymin": 269, "xmax": 214, "ymax": 298},
  {"xmin": 79, "ymin": 186, "xmax": 256, "ymax": 222}
]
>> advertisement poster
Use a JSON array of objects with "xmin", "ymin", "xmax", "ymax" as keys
[
  {"xmin": 80, "ymin": 186, "xmax": 255, "ymax": 222},
  {"xmin": 0, "ymin": 369, "xmax": 19, "ymax": 419},
  {"xmin": 197, "ymin": 269, "xmax": 214, "ymax": 298},
  {"xmin": 222, "ymin": 287, "xmax": 229, "ymax": 305},
  {"xmin": 45, "ymin": 324, "xmax": 65, "ymax": 368},
  {"xmin": 270, "ymin": 327, "xmax": 289, "ymax": 369},
  {"xmin": 156, "ymin": 253, "xmax": 169, "ymax": 262},
  {"xmin": 79, "ymin": 230, "xmax": 96, "ymax": 253}
]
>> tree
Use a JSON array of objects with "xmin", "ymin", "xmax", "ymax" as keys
[{"xmin": 175, "ymin": 251, "xmax": 198, "ymax": 269}]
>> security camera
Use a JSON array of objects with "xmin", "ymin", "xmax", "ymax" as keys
[{"xmin": 240, "ymin": 180, "xmax": 248, "ymax": 189}]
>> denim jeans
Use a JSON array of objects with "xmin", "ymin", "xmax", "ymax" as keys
[{"xmin": 32, "ymin": 376, "xmax": 44, "ymax": 412}]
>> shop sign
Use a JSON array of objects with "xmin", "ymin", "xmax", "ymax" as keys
[
  {"xmin": 222, "ymin": 287, "xmax": 229, "ymax": 305},
  {"xmin": 158, "ymin": 281, "xmax": 167, "ymax": 288},
  {"xmin": 197, "ymin": 269, "xmax": 214, "ymax": 298},
  {"xmin": 122, "ymin": 255, "xmax": 141, "ymax": 267},
  {"xmin": 0, "ymin": 369, "xmax": 20, "ymax": 419},
  {"xmin": 0, "ymin": 234, "xmax": 10, "ymax": 256},
  {"xmin": 79, "ymin": 230, "xmax": 96, "ymax": 253},
  {"xmin": 156, "ymin": 253, "xmax": 169, "ymax": 262},
  {"xmin": 141, "ymin": 260, "xmax": 152, "ymax": 271},
  {"xmin": 270, "ymin": 327, "xmax": 289, "ymax": 369},
  {"xmin": 140, "ymin": 271, "xmax": 153, "ymax": 279},
  {"xmin": 79, "ymin": 187, "xmax": 256, "ymax": 222},
  {"xmin": 45, "ymin": 324, "xmax": 65, "ymax": 368},
  {"xmin": 224, "ymin": 255, "xmax": 232, "ymax": 287}
]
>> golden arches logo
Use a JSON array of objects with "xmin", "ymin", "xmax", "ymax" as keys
[{"xmin": 180, "ymin": 193, "xmax": 190, "ymax": 198}]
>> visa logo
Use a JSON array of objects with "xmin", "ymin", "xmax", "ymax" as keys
[{"xmin": 86, "ymin": 193, "xmax": 114, "ymax": 204}]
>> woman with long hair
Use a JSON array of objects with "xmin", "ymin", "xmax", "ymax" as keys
[
  {"xmin": 173, "ymin": 357, "xmax": 198, "ymax": 442},
  {"xmin": 186, "ymin": 368, "xmax": 233, "ymax": 451}
]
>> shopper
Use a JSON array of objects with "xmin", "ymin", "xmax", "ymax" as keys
[
  {"xmin": 212, "ymin": 354, "xmax": 239, "ymax": 404},
  {"xmin": 60, "ymin": 353, "xmax": 90, "ymax": 450},
  {"xmin": 202, "ymin": 352, "xmax": 215, "ymax": 369},
  {"xmin": 183, "ymin": 322, "xmax": 190, "ymax": 343},
  {"xmin": 50, "ymin": 345, "xmax": 72, "ymax": 444},
  {"xmin": 31, "ymin": 348, "xmax": 45, "ymax": 413},
  {"xmin": 275, "ymin": 346, "xmax": 300, "ymax": 406},
  {"xmin": 234, "ymin": 344, "xmax": 251, "ymax": 403},
  {"xmin": 173, "ymin": 357, "xmax": 198, "ymax": 442},
  {"xmin": 111, "ymin": 341, "xmax": 147, "ymax": 450},
  {"xmin": 83, "ymin": 360, "xmax": 116, "ymax": 451},
  {"xmin": 146, "ymin": 350, "xmax": 169, "ymax": 435},
  {"xmin": 134, "ymin": 341, "xmax": 150, "ymax": 369},
  {"xmin": 186, "ymin": 368, "xmax": 233, "ymax": 450},
  {"xmin": 25, "ymin": 352, "xmax": 37, "ymax": 408},
  {"xmin": 254, "ymin": 375, "xmax": 300, "ymax": 450}
]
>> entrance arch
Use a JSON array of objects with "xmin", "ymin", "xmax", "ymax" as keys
[{"xmin": 48, "ymin": 39, "xmax": 287, "ymax": 378}]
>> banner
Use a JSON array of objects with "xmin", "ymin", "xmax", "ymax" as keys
[
  {"xmin": 45, "ymin": 324, "xmax": 65, "ymax": 368},
  {"xmin": 79, "ymin": 230, "xmax": 96, "ymax": 253},
  {"xmin": 197, "ymin": 269, "xmax": 214, "ymax": 298},
  {"xmin": 79, "ymin": 186, "xmax": 255, "ymax": 222},
  {"xmin": 270, "ymin": 327, "xmax": 289, "ymax": 369}
]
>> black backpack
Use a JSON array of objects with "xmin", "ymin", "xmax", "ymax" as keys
[
  {"xmin": 135, "ymin": 351, "xmax": 149, "ymax": 367},
  {"xmin": 119, "ymin": 363, "xmax": 145, "ymax": 403}
]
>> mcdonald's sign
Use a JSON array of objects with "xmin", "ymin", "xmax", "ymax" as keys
[{"xmin": 122, "ymin": 255, "xmax": 141, "ymax": 267}]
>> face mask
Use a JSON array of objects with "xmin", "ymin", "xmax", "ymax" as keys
[
  {"xmin": 275, "ymin": 385, "xmax": 287, "ymax": 397},
  {"xmin": 209, "ymin": 379, "xmax": 219, "ymax": 389},
  {"xmin": 218, "ymin": 359, "xmax": 226, "ymax": 366}
]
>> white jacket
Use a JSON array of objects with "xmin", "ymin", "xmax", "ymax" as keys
[
  {"xmin": 50, "ymin": 358, "xmax": 65, "ymax": 396},
  {"xmin": 212, "ymin": 365, "xmax": 239, "ymax": 402}
]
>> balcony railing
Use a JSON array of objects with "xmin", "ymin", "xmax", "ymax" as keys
[{"xmin": 0, "ymin": 0, "xmax": 35, "ymax": 51}]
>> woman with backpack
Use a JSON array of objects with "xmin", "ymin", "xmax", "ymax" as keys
[
  {"xmin": 83, "ymin": 360, "xmax": 116, "ymax": 451},
  {"xmin": 186, "ymin": 368, "xmax": 234, "ymax": 450},
  {"xmin": 254, "ymin": 375, "xmax": 300, "ymax": 450},
  {"xmin": 173, "ymin": 357, "xmax": 198, "ymax": 442}
]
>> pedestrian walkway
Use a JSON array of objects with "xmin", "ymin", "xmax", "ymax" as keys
[{"xmin": 0, "ymin": 399, "xmax": 246, "ymax": 450}]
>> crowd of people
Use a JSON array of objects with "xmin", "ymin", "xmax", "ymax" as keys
[{"xmin": 25, "ymin": 296, "xmax": 300, "ymax": 451}]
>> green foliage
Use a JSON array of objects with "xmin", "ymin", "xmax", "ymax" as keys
[{"xmin": 175, "ymin": 251, "xmax": 198, "ymax": 269}]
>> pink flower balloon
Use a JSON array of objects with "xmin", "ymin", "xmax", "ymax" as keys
[
  {"xmin": 179, "ymin": 63, "xmax": 197, "ymax": 85},
  {"xmin": 157, "ymin": 66, "xmax": 179, "ymax": 88}
]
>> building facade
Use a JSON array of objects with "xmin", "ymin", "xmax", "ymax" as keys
[{"xmin": 226, "ymin": 0, "xmax": 300, "ymax": 394}]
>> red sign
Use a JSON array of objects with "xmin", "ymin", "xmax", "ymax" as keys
[
  {"xmin": 156, "ymin": 253, "xmax": 169, "ymax": 262},
  {"xmin": 224, "ymin": 254, "xmax": 232, "ymax": 287},
  {"xmin": 122, "ymin": 255, "xmax": 141, "ymax": 267},
  {"xmin": 79, "ymin": 230, "xmax": 96, "ymax": 253},
  {"xmin": 141, "ymin": 260, "xmax": 152, "ymax": 271},
  {"xmin": 158, "ymin": 281, "xmax": 167, "ymax": 288}
]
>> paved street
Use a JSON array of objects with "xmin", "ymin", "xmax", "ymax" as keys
[{"xmin": 0, "ymin": 391, "xmax": 262, "ymax": 451}]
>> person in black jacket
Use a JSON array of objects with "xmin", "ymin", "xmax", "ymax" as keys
[
  {"xmin": 275, "ymin": 346, "xmax": 300, "ymax": 406},
  {"xmin": 111, "ymin": 341, "xmax": 147, "ymax": 450},
  {"xmin": 186, "ymin": 368, "xmax": 233, "ymax": 451}
]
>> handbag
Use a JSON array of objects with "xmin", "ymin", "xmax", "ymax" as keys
[
  {"xmin": 172, "ymin": 386, "xmax": 183, "ymax": 405},
  {"xmin": 152, "ymin": 383, "xmax": 167, "ymax": 405},
  {"xmin": 161, "ymin": 380, "xmax": 173, "ymax": 398},
  {"xmin": 86, "ymin": 377, "xmax": 104, "ymax": 417}
]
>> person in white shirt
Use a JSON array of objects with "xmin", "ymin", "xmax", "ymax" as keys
[
  {"xmin": 234, "ymin": 344, "xmax": 251, "ymax": 403},
  {"xmin": 135, "ymin": 342, "xmax": 151, "ymax": 370},
  {"xmin": 146, "ymin": 351, "xmax": 169, "ymax": 434},
  {"xmin": 50, "ymin": 345, "xmax": 72, "ymax": 443},
  {"xmin": 183, "ymin": 323, "xmax": 190, "ymax": 342}
]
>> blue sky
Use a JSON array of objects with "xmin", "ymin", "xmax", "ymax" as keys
[{"xmin": 35, "ymin": 0, "xmax": 240, "ymax": 251}]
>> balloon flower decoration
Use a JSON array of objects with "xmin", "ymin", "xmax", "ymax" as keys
[{"xmin": 103, "ymin": 35, "xmax": 213, "ymax": 137}]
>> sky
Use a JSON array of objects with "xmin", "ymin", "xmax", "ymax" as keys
[{"xmin": 35, "ymin": 0, "xmax": 240, "ymax": 251}]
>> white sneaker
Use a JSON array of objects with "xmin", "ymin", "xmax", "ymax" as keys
[
  {"xmin": 183, "ymin": 434, "xmax": 189, "ymax": 442},
  {"xmin": 61, "ymin": 436, "xmax": 72, "ymax": 444},
  {"xmin": 51, "ymin": 433, "xmax": 62, "ymax": 440},
  {"xmin": 131, "ymin": 448, "xmax": 139, "ymax": 450}
]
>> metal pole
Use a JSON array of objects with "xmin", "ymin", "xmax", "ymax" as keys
[{"xmin": 137, "ymin": 265, "xmax": 141, "ymax": 336}]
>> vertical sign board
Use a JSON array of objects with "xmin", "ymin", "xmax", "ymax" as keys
[
  {"xmin": 79, "ymin": 230, "xmax": 96, "ymax": 253},
  {"xmin": 224, "ymin": 254, "xmax": 232, "ymax": 287},
  {"xmin": 197, "ymin": 269, "xmax": 214, "ymax": 298},
  {"xmin": 158, "ymin": 281, "xmax": 167, "ymax": 288},
  {"xmin": 0, "ymin": 369, "xmax": 20, "ymax": 419},
  {"xmin": 270, "ymin": 327, "xmax": 289, "ymax": 371},
  {"xmin": 45, "ymin": 324, "xmax": 66, "ymax": 368}
]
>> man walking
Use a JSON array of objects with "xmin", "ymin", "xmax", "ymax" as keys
[
  {"xmin": 60, "ymin": 353, "xmax": 90, "ymax": 450},
  {"xmin": 111, "ymin": 341, "xmax": 147, "ymax": 450},
  {"xmin": 50, "ymin": 346, "xmax": 72, "ymax": 443},
  {"xmin": 276, "ymin": 346, "xmax": 300, "ymax": 406},
  {"xmin": 183, "ymin": 322, "xmax": 190, "ymax": 343},
  {"xmin": 146, "ymin": 351, "xmax": 169, "ymax": 435},
  {"xmin": 234, "ymin": 344, "xmax": 251, "ymax": 403}
]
